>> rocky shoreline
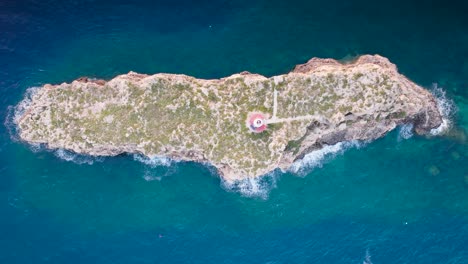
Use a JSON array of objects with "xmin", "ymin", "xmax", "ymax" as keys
[{"xmin": 15, "ymin": 55, "xmax": 443, "ymax": 181}]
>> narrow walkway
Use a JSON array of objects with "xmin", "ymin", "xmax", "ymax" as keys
[
  {"xmin": 266, "ymin": 89, "xmax": 324, "ymax": 124},
  {"xmin": 266, "ymin": 114, "xmax": 325, "ymax": 124}
]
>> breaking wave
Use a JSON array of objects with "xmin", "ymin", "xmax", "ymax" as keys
[
  {"xmin": 142, "ymin": 167, "xmax": 177, "ymax": 181},
  {"xmin": 221, "ymin": 141, "xmax": 362, "ymax": 198},
  {"xmin": 133, "ymin": 154, "xmax": 176, "ymax": 182},
  {"xmin": 221, "ymin": 171, "xmax": 279, "ymax": 199},
  {"xmin": 5, "ymin": 86, "xmax": 105, "ymax": 165},
  {"xmin": 132, "ymin": 154, "xmax": 172, "ymax": 167},
  {"xmin": 362, "ymin": 249, "xmax": 373, "ymax": 264},
  {"xmin": 54, "ymin": 148, "xmax": 103, "ymax": 165},
  {"xmin": 142, "ymin": 171, "xmax": 164, "ymax": 182},
  {"xmin": 4, "ymin": 106, "xmax": 17, "ymax": 141},
  {"xmin": 4, "ymin": 86, "xmax": 41, "ymax": 141},
  {"xmin": 398, "ymin": 123, "xmax": 414, "ymax": 141},
  {"xmin": 429, "ymin": 83, "xmax": 456, "ymax": 135},
  {"xmin": 5, "ymin": 88, "xmax": 104, "ymax": 165},
  {"xmin": 289, "ymin": 141, "xmax": 363, "ymax": 176}
]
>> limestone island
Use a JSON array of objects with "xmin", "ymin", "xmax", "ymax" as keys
[{"xmin": 16, "ymin": 55, "xmax": 443, "ymax": 181}]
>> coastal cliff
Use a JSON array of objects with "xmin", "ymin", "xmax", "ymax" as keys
[{"xmin": 15, "ymin": 55, "xmax": 443, "ymax": 181}]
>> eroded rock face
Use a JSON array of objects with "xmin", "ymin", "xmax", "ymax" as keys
[{"xmin": 15, "ymin": 55, "xmax": 442, "ymax": 181}]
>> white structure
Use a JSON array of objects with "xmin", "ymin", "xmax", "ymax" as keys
[
  {"xmin": 265, "ymin": 89, "xmax": 327, "ymax": 125},
  {"xmin": 252, "ymin": 118, "xmax": 264, "ymax": 128},
  {"xmin": 247, "ymin": 89, "xmax": 326, "ymax": 133}
]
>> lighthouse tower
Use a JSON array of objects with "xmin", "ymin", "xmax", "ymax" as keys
[{"xmin": 248, "ymin": 113, "xmax": 267, "ymax": 133}]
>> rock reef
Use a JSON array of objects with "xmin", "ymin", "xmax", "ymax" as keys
[{"xmin": 16, "ymin": 55, "xmax": 443, "ymax": 181}]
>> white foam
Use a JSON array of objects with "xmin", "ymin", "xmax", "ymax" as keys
[
  {"xmin": 133, "ymin": 154, "xmax": 172, "ymax": 167},
  {"xmin": 4, "ymin": 106, "xmax": 17, "ymax": 140},
  {"xmin": 6, "ymin": 88, "xmax": 105, "ymax": 165},
  {"xmin": 139, "ymin": 157, "xmax": 178, "ymax": 182},
  {"xmin": 429, "ymin": 83, "xmax": 456, "ymax": 135},
  {"xmin": 398, "ymin": 123, "xmax": 414, "ymax": 141},
  {"xmin": 143, "ymin": 171, "xmax": 163, "ymax": 182},
  {"xmin": 13, "ymin": 86, "xmax": 41, "ymax": 124},
  {"xmin": 54, "ymin": 148, "xmax": 103, "ymax": 165},
  {"xmin": 29, "ymin": 142, "xmax": 43, "ymax": 153},
  {"xmin": 363, "ymin": 249, "xmax": 373, "ymax": 264},
  {"xmin": 221, "ymin": 141, "xmax": 363, "ymax": 198},
  {"xmin": 221, "ymin": 171, "xmax": 279, "ymax": 199},
  {"xmin": 289, "ymin": 141, "xmax": 362, "ymax": 176},
  {"xmin": 5, "ymin": 86, "xmax": 41, "ymax": 141}
]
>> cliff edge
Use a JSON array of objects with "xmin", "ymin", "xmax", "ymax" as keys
[{"xmin": 15, "ymin": 55, "xmax": 443, "ymax": 181}]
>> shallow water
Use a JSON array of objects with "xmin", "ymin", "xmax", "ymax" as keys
[{"xmin": 1, "ymin": 0, "xmax": 468, "ymax": 263}]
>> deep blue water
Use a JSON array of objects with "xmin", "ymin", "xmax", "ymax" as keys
[{"xmin": 1, "ymin": 0, "xmax": 468, "ymax": 263}]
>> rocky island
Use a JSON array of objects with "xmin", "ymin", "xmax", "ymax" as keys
[{"xmin": 15, "ymin": 55, "xmax": 443, "ymax": 181}]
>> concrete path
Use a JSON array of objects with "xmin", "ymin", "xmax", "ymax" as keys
[
  {"xmin": 266, "ymin": 114, "xmax": 325, "ymax": 124},
  {"xmin": 266, "ymin": 89, "xmax": 325, "ymax": 124}
]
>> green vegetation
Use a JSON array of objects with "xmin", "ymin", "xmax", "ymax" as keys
[
  {"xmin": 353, "ymin": 72, "xmax": 364, "ymax": 80},
  {"xmin": 208, "ymin": 90, "xmax": 219, "ymax": 102},
  {"xmin": 18, "ymin": 56, "xmax": 427, "ymax": 179},
  {"xmin": 285, "ymin": 136, "xmax": 306, "ymax": 155},
  {"xmin": 389, "ymin": 111, "xmax": 407, "ymax": 119}
]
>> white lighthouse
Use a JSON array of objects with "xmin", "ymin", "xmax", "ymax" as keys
[{"xmin": 252, "ymin": 118, "xmax": 264, "ymax": 128}]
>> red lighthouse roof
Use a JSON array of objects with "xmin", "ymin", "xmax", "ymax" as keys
[{"xmin": 248, "ymin": 113, "xmax": 267, "ymax": 133}]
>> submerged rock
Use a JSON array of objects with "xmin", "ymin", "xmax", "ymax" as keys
[
  {"xmin": 15, "ymin": 55, "xmax": 443, "ymax": 181},
  {"xmin": 428, "ymin": 165, "xmax": 441, "ymax": 176}
]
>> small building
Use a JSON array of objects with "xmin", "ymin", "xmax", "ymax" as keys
[{"xmin": 248, "ymin": 113, "xmax": 267, "ymax": 133}]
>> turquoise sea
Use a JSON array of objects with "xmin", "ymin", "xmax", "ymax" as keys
[{"xmin": 1, "ymin": 0, "xmax": 468, "ymax": 263}]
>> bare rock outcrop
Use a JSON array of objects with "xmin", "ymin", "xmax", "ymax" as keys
[{"xmin": 15, "ymin": 55, "xmax": 443, "ymax": 181}]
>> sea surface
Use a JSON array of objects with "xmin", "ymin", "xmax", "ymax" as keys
[{"xmin": 1, "ymin": 0, "xmax": 468, "ymax": 263}]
